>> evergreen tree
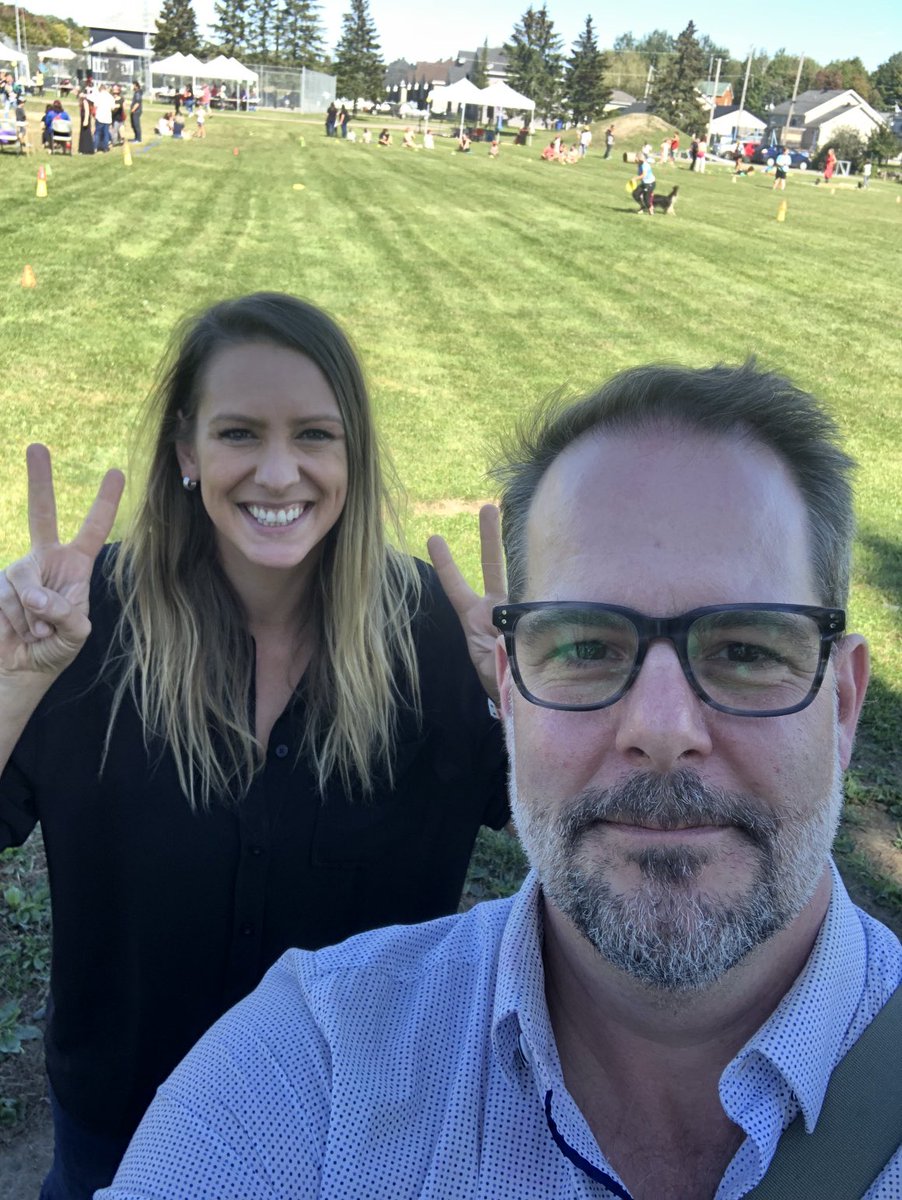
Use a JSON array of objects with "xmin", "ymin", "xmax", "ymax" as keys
[
  {"xmin": 279, "ymin": 0, "xmax": 325, "ymax": 68},
  {"xmin": 470, "ymin": 39, "xmax": 489, "ymax": 88},
  {"xmin": 648, "ymin": 20, "xmax": 706, "ymax": 132},
  {"xmin": 871, "ymin": 51, "xmax": 902, "ymax": 106},
  {"xmin": 504, "ymin": 4, "xmax": 564, "ymax": 123},
  {"xmin": 334, "ymin": 0, "xmax": 384, "ymax": 110},
  {"xmin": 564, "ymin": 16, "xmax": 610, "ymax": 123},
  {"xmin": 247, "ymin": 0, "xmax": 277, "ymax": 60},
  {"xmin": 212, "ymin": 0, "xmax": 250, "ymax": 55},
  {"xmin": 154, "ymin": 0, "xmax": 200, "ymax": 56}
]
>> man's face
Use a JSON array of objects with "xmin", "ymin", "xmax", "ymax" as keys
[{"xmin": 499, "ymin": 427, "xmax": 867, "ymax": 991}]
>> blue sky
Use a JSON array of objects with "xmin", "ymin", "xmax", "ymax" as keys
[{"xmin": 52, "ymin": 2, "xmax": 901, "ymax": 73}]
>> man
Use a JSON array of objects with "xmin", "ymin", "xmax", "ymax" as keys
[
  {"xmin": 129, "ymin": 78, "xmax": 142, "ymax": 143},
  {"xmin": 604, "ymin": 123, "xmax": 615, "ymax": 158},
  {"xmin": 92, "ymin": 82, "xmax": 114, "ymax": 152},
  {"xmin": 100, "ymin": 363, "xmax": 900, "ymax": 1199}
]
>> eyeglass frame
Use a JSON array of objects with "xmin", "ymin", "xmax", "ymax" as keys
[{"xmin": 492, "ymin": 601, "xmax": 846, "ymax": 717}]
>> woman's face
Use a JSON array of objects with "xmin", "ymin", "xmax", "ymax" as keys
[{"xmin": 176, "ymin": 341, "xmax": 349, "ymax": 591}]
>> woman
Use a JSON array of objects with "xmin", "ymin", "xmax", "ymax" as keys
[
  {"xmin": 0, "ymin": 294, "xmax": 507, "ymax": 1198},
  {"xmin": 77, "ymin": 88, "xmax": 93, "ymax": 155},
  {"xmin": 824, "ymin": 146, "xmax": 837, "ymax": 181}
]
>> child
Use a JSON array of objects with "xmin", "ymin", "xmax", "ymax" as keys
[
  {"xmin": 361, "ymin": 127, "xmax": 372, "ymax": 144},
  {"xmin": 172, "ymin": 114, "xmax": 185, "ymax": 139},
  {"xmin": 194, "ymin": 105, "xmax": 206, "ymax": 138},
  {"xmin": 15, "ymin": 96, "xmax": 27, "ymax": 149},
  {"xmin": 378, "ymin": 128, "xmax": 391, "ymax": 146},
  {"xmin": 423, "ymin": 127, "xmax": 434, "ymax": 150},
  {"xmin": 489, "ymin": 137, "xmax": 499, "ymax": 159}
]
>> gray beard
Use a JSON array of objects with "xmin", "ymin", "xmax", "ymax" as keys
[{"xmin": 508, "ymin": 740, "xmax": 841, "ymax": 993}]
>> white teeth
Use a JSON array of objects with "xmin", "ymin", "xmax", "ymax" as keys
[{"xmin": 246, "ymin": 504, "xmax": 305, "ymax": 527}]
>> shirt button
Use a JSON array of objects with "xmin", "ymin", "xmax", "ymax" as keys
[
  {"xmin": 274, "ymin": 744, "xmax": 289, "ymax": 759},
  {"xmin": 241, "ymin": 924, "xmax": 254, "ymax": 937},
  {"xmin": 249, "ymin": 845, "xmax": 264, "ymax": 857}
]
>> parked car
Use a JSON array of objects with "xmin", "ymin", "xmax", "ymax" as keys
[{"xmin": 751, "ymin": 145, "xmax": 810, "ymax": 169}]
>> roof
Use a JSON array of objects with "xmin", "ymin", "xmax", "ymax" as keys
[
  {"xmin": 609, "ymin": 89, "xmax": 637, "ymax": 105},
  {"xmin": 699, "ymin": 80, "xmax": 732, "ymax": 96},
  {"xmin": 806, "ymin": 102, "xmax": 875, "ymax": 127},
  {"xmin": 769, "ymin": 89, "xmax": 848, "ymax": 116}
]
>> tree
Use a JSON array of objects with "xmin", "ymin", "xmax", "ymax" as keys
[
  {"xmin": 279, "ymin": 0, "xmax": 325, "ymax": 68},
  {"xmin": 564, "ymin": 15, "xmax": 611, "ymax": 123},
  {"xmin": 334, "ymin": 0, "xmax": 384, "ymax": 110},
  {"xmin": 212, "ymin": 0, "xmax": 250, "ymax": 56},
  {"xmin": 812, "ymin": 126, "xmax": 867, "ymax": 172},
  {"xmin": 871, "ymin": 52, "xmax": 902, "ymax": 106},
  {"xmin": 154, "ymin": 0, "xmax": 200, "ymax": 56},
  {"xmin": 743, "ymin": 50, "xmax": 821, "ymax": 113},
  {"xmin": 505, "ymin": 4, "xmax": 564, "ymax": 123},
  {"xmin": 867, "ymin": 124, "xmax": 901, "ymax": 163},
  {"xmin": 813, "ymin": 57, "xmax": 873, "ymax": 100},
  {"xmin": 245, "ymin": 0, "xmax": 277, "ymax": 59},
  {"xmin": 648, "ymin": 20, "xmax": 706, "ymax": 132},
  {"xmin": 470, "ymin": 39, "xmax": 489, "ymax": 88}
]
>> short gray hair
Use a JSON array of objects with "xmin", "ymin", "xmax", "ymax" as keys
[{"xmin": 492, "ymin": 362, "xmax": 855, "ymax": 608}]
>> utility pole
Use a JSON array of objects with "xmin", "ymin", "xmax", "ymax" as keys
[
  {"xmin": 782, "ymin": 54, "xmax": 805, "ymax": 145},
  {"xmin": 705, "ymin": 57, "xmax": 721, "ymax": 146},
  {"xmin": 739, "ymin": 49, "xmax": 752, "ymax": 115},
  {"xmin": 644, "ymin": 62, "xmax": 655, "ymax": 100}
]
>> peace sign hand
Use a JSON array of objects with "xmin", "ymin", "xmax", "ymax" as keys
[
  {"xmin": 0, "ymin": 445, "xmax": 125, "ymax": 680},
  {"xmin": 427, "ymin": 504, "xmax": 507, "ymax": 704}
]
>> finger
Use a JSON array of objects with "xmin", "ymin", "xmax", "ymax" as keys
[
  {"xmin": 0, "ymin": 571, "xmax": 43, "ymax": 642},
  {"xmin": 426, "ymin": 534, "xmax": 476, "ymax": 620},
  {"xmin": 71, "ymin": 469, "xmax": 125, "ymax": 560},
  {"xmin": 478, "ymin": 505, "xmax": 506, "ymax": 599},
  {"xmin": 26, "ymin": 444, "xmax": 59, "ymax": 550}
]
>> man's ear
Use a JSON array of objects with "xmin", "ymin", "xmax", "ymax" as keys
[
  {"xmin": 496, "ymin": 637, "xmax": 514, "ymax": 721},
  {"xmin": 835, "ymin": 634, "xmax": 869, "ymax": 769}
]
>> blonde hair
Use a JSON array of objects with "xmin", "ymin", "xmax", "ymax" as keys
[{"xmin": 105, "ymin": 293, "xmax": 421, "ymax": 808}]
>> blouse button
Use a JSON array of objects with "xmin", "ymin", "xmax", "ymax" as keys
[{"xmin": 274, "ymin": 744, "xmax": 289, "ymax": 759}]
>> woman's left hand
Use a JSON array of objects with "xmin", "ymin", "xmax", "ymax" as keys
[{"xmin": 427, "ymin": 504, "xmax": 506, "ymax": 704}]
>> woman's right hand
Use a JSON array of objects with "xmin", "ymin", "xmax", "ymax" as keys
[{"xmin": 0, "ymin": 444, "xmax": 124, "ymax": 679}]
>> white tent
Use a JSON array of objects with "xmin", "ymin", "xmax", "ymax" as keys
[
  {"xmin": 151, "ymin": 52, "xmax": 194, "ymax": 75},
  {"xmin": 429, "ymin": 77, "xmax": 485, "ymax": 135},
  {"xmin": 38, "ymin": 47, "xmax": 77, "ymax": 61},
  {"xmin": 1, "ymin": 43, "xmax": 29, "ymax": 68},
  {"xmin": 195, "ymin": 54, "xmax": 257, "ymax": 84},
  {"xmin": 84, "ymin": 36, "xmax": 151, "ymax": 57},
  {"xmin": 478, "ymin": 80, "xmax": 535, "ymax": 117}
]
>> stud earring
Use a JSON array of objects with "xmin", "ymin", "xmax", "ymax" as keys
[{"xmin": 182, "ymin": 476, "xmax": 198, "ymax": 491}]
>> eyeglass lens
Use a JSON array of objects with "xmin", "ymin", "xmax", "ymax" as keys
[{"xmin": 512, "ymin": 607, "xmax": 824, "ymax": 713}]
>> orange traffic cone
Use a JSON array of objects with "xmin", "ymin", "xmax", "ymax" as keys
[
  {"xmin": 232, "ymin": 146, "xmax": 239, "ymax": 157},
  {"xmin": 36, "ymin": 165, "xmax": 48, "ymax": 199},
  {"xmin": 776, "ymin": 199, "xmax": 787, "ymax": 222},
  {"xmin": 123, "ymin": 138, "xmax": 132, "ymax": 166},
  {"xmin": 21, "ymin": 264, "xmax": 37, "ymax": 288}
]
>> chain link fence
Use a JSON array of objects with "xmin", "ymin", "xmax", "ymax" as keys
[{"xmin": 246, "ymin": 65, "xmax": 336, "ymax": 113}]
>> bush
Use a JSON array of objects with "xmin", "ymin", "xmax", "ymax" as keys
[
  {"xmin": 867, "ymin": 125, "xmax": 902, "ymax": 164},
  {"xmin": 811, "ymin": 126, "xmax": 867, "ymax": 172}
]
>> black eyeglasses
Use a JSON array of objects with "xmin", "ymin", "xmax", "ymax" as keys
[{"xmin": 493, "ymin": 602, "xmax": 845, "ymax": 717}]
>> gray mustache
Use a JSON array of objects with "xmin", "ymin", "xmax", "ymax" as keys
[{"xmin": 558, "ymin": 769, "xmax": 780, "ymax": 847}]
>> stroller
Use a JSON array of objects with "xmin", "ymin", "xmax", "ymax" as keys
[
  {"xmin": 0, "ymin": 118, "xmax": 23, "ymax": 155},
  {"xmin": 50, "ymin": 115, "xmax": 73, "ymax": 155}
]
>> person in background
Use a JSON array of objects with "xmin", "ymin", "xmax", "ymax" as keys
[
  {"xmin": 603, "ymin": 124, "xmax": 614, "ymax": 158},
  {"xmin": 0, "ymin": 293, "xmax": 507, "ymax": 1199},
  {"xmin": 422, "ymin": 127, "xmax": 434, "ymax": 150},
  {"xmin": 194, "ymin": 105, "xmax": 206, "ymax": 138},
  {"xmin": 129, "ymin": 79, "xmax": 142, "ymax": 143},
  {"xmin": 378, "ymin": 128, "xmax": 392, "ymax": 146},
  {"xmin": 76, "ymin": 87, "xmax": 93, "ymax": 155},
  {"xmin": 773, "ymin": 146, "xmax": 791, "ymax": 190}
]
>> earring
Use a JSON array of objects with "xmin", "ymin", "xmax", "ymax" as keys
[{"xmin": 182, "ymin": 476, "xmax": 198, "ymax": 491}]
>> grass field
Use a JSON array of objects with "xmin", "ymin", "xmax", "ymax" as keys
[{"xmin": 1, "ymin": 105, "xmax": 900, "ymax": 1134}]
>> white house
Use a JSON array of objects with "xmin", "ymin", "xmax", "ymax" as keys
[
  {"xmin": 708, "ymin": 105, "xmax": 766, "ymax": 142},
  {"xmin": 764, "ymin": 88, "xmax": 884, "ymax": 150}
]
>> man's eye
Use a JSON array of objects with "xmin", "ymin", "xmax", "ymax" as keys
[
  {"xmin": 717, "ymin": 642, "xmax": 783, "ymax": 665},
  {"xmin": 553, "ymin": 640, "xmax": 614, "ymax": 662}
]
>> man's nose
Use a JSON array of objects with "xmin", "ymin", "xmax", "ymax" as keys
[{"xmin": 614, "ymin": 640, "xmax": 713, "ymax": 772}]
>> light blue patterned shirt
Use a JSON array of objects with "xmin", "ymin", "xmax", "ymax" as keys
[{"xmin": 101, "ymin": 863, "xmax": 901, "ymax": 1199}]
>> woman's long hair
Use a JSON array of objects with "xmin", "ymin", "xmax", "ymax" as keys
[{"xmin": 104, "ymin": 293, "xmax": 421, "ymax": 808}]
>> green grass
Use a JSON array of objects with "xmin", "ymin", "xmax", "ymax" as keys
[{"xmin": 0, "ymin": 107, "xmax": 900, "ymax": 1123}]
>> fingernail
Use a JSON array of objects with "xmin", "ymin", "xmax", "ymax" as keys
[
  {"xmin": 33, "ymin": 621, "xmax": 51, "ymax": 637},
  {"xmin": 25, "ymin": 589, "xmax": 47, "ymax": 610}
]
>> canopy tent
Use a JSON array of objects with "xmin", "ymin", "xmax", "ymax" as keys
[
  {"xmin": 429, "ymin": 77, "xmax": 485, "ymax": 136},
  {"xmin": 84, "ymin": 36, "xmax": 151, "ymax": 57},
  {"xmin": 151, "ymin": 51, "xmax": 196, "ymax": 75},
  {"xmin": 478, "ymin": 80, "xmax": 535, "ymax": 117},
  {"xmin": 37, "ymin": 47, "xmax": 77, "ymax": 61},
  {"xmin": 1, "ymin": 43, "xmax": 29, "ymax": 68},
  {"xmin": 194, "ymin": 54, "xmax": 258, "ymax": 84}
]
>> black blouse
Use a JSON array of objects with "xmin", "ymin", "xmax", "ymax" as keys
[{"xmin": 0, "ymin": 550, "xmax": 508, "ymax": 1138}]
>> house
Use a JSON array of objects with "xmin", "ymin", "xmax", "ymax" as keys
[
  {"xmin": 699, "ymin": 79, "xmax": 734, "ymax": 109},
  {"xmin": 449, "ymin": 47, "xmax": 509, "ymax": 85},
  {"xmin": 84, "ymin": 22, "xmax": 153, "ymax": 85},
  {"xmin": 708, "ymin": 105, "xmax": 766, "ymax": 143},
  {"xmin": 384, "ymin": 58, "xmax": 453, "ymax": 106},
  {"xmin": 763, "ymin": 88, "xmax": 885, "ymax": 151},
  {"xmin": 605, "ymin": 89, "xmax": 638, "ymax": 112}
]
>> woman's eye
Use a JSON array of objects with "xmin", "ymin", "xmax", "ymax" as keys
[
  {"xmin": 298, "ymin": 428, "xmax": 335, "ymax": 442},
  {"xmin": 219, "ymin": 428, "xmax": 255, "ymax": 442}
]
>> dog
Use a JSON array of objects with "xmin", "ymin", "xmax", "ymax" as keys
[{"xmin": 651, "ymin": 185, "xmax": 679, "ymax": 215}]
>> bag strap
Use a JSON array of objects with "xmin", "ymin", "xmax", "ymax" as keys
[{"xmin": 745, "ymin": 984, "xmax": 902, "ymax": 1199}]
